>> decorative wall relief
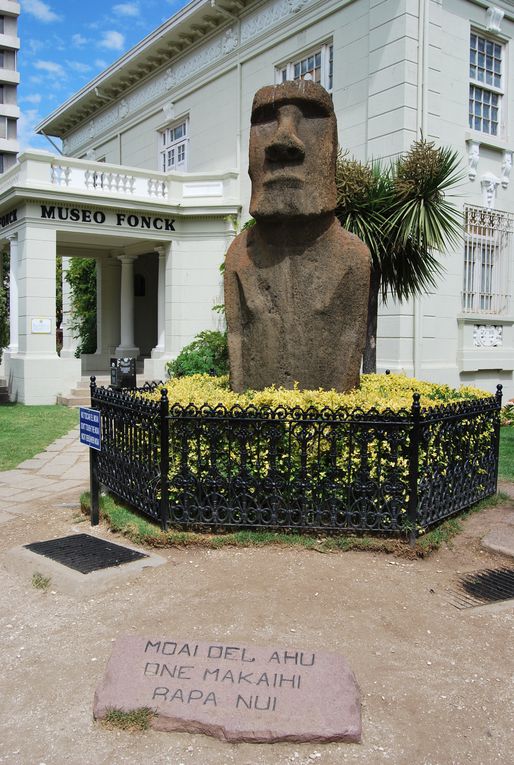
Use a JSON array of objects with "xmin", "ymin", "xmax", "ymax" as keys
[
  {"xmin": 481, "ymin": 172, "xmax": 500, "ymax": 209},
  {"xmin": 118, "ymin": 99, "xmax": 130, "ymax": 119},
  {"xmin": 241, "ymin": 0, "xmax": 312, "ymax": 43},
  {"xmin": 486, "ymin": 6, "xmax": 504, "ymax": 33},
  {"xmin": 467, "ymin": 140, "xmax": 480, "ymax": 181},
  {"xmin": 501, "ymin": 151, "xmax": 512, "ymax": 189},
  {"xmin": 288, "ymin": 0, "xmax": 309, "ymax": 12},
  {"xmin": 162, "ymin": 101, "xmax": 175, "ymax": 121},
  {"xmin": 473, "ymin": 325, "xmax": 503, "ymax": 347},
  {"xmin": 222, "ymin": 27, "xmax": 238, "ymax": 54},
  {"xmin": 164, "ymin": 67, "xmax": 178, "ymax": 90}
]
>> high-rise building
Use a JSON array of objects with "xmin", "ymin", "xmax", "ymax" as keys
[{"xmin": 0, "ymin": 0, "xmax": 19, "ymax": 173}]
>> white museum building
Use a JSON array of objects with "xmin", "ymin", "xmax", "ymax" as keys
[{"xmin": 0, "ymin": 0, "xmax": 514, "ymax": 403}]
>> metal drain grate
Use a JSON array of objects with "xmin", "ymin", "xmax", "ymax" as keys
[
  {"xmin": 24, "ymin": 534, "xmax": 148, "ymax": 574},
  {"xmin": 450, "ymin": 567, "xmax": 514, "ymax": 609}
]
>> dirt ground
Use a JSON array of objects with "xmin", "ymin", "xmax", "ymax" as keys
[{"xmin": 0, "ymin": 491, "xmax": 513, "ymax": 765}]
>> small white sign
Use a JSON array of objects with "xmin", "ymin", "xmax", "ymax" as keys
[{"xmin": 31, "ymin": 318, "xmax": 52, "ymax": 334}]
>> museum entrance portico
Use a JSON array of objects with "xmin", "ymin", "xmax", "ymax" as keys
[
  {"xmin": 57, "ymin": 229, "xmax": 165, "ymax": 375},
  {"xmin": 0, "ymin": 150, "xmax": 239, "ymax": 404}
]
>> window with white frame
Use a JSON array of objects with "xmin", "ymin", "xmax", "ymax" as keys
[
  {"xmin": 159, "ymin": 119, "xmax": 188, "ymax": 172},
  {"xmin": 462, "ymin": 205, "xmax": 513, "ymax": 314},
  {"xmin": 277, "ymin": 43, "xmax": 333, "ymax": 92},
  {"xmin": 469, "ymin": 31, "xmax": 504, "ymax": 136}
]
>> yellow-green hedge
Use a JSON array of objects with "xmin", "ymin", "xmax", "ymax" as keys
[{"xmin": 142, "ymin": 372, "xmax": 490, "ymax": 412}]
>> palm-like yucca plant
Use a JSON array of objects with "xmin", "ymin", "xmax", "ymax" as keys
[{"xmin": 336, "ymin": 139, "xmax": 463, "ymax": 373}]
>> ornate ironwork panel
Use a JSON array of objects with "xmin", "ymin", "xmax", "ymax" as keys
[
  {"xmin": 416, "ymin": 395, "xmax": 501, "ymax": 528},
  {"xmin": 167, "ymin": 403, "xmax": 414, "ymax": 533},
  {"xmin": 91, "ymin": 383, "xmax": 163, "ymax": 521}
]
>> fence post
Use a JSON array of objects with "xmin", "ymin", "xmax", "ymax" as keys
[
  {"xmin": 407, "ymin": 392, "xmax": 421, "ymax": 546},
  {"xmin": 159, "ymin": 387, "xmax": 170, "ymax": 531},
  {"xmin": 494, "ymin": 384, "xmax": 503, "ymax": 493},
  {"xmin": 89, "ymin": 375, "xmax": 100, "ymax": 526}
]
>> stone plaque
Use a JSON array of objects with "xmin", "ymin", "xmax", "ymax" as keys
[{"xmin": 94, "ymin": 636, "xmax": 361, "ymax": 743}]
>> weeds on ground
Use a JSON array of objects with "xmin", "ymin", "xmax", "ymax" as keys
[
  {"xmin": 100, "ymin": 708, "xmax": 156, "ymax": 732},
  {"xmin": 80, "ymin": 491, "xmax": 508, "ymax": 558},
  {"xmin": 31, "ymin": 572, "xmax": 51, "ymax": 591}
]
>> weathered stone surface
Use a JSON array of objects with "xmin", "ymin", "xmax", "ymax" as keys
[
  {"xmin": 225, "ymin": 80, "xmax": 370, "ymax": 392},
  {"xmin": 93, "ymin": 636, "xmax": 361, "ymax": 743}
]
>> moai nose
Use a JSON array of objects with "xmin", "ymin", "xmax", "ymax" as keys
[{"xmin": 265, "ymin": 132, "xmax": 305, "ymax": 162}]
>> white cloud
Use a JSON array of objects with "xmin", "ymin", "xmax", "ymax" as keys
[
  {"xmin": 113, "ymin": 2, "xmax": 139, "ymax": 16},
  {"xmin": 66, "ymin": 61, "xmax": 92, "ymax": 74},
  {"xmin": 34, "ymin": 59, "xmax": 65, "ymax": 77},
  {"xmin": 21, "ymin": 0, "xmax": 61, "ymax": 23},
  {"xmin": 72, "ymin": 33, "xmax": 88, "ymax": 47},
  {"xmin": 18, "ymin": 108, "xmax": 42, "ymax": 152},
  {"xmin": 95, "ymin": 58, "xmax": 108, "ymax": 69},
  {"xmin": 19, "ymin": 93, "xmax": 42, "ymax": 105},
  {"xmin": 99, "ymin": 30, "xmax": 125, "ymax": 50}
]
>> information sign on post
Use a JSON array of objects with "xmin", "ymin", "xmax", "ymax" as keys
[
  {"xmin": 80, "ymin": 407, "xmax": 101, "ymax": 527},
  {"xmin": 79, "ymin": 407, "xmax": 101, "ymax": 450}
]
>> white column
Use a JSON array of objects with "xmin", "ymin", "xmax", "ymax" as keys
[
  {"xmin": 115, "ymin": 253, "xmax": 139, "ymax": 357},
  {"xmin": 152, "ymin": 245, "xmax": 168, "ymax": 356},
  {"xmin": 60, "ymin": 256, "xmax": 79, "ymax": 358},
  {"xmin": 7, "ymin": 233, "xmax": 18, "ymax": 353}
]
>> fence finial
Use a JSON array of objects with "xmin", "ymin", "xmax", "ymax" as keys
[{"xmin": 496, "ymin": 383, "xmax": 503, "ymax": 404}]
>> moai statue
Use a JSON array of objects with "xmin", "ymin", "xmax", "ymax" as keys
[{"xmin": 224, "ymin": 80, "xmax": 370, "ymax": 392}]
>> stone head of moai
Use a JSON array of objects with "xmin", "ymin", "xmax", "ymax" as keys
[{"xmin": 249, "ymin": 80, "xmax": 337, "ymax": 221}]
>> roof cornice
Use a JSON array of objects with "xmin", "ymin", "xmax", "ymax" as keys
[{"xmin": 36, "ymin": 0, "xmax": 254, "ymax": 138}]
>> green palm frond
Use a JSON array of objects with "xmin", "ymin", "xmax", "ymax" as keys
[{"xmin": 335, "ymin": 139, "xmax": 464, "ymax": 304}]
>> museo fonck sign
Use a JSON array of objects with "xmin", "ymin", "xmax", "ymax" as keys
[{"xmin": 40, "ymin": 204, "xmax": 175, "ymax": 231}]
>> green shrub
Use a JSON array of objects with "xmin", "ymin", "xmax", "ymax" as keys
[
  {"xmin": 166, "ymin": 330, "xmax": 228, "ymax": 378},
  {"xmin": 66, "ymin": 258, "xmax": 97, "ymax": 356},
  {"xmin": 501, "ymin": 401, "xmax": 514, "ymax": 426}
]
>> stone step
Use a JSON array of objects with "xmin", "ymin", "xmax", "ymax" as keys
[
  {"xmin": 57, "ymin": 393, "xmax": 92, "ymax": 408},
  {"xmin": 58, "ymin": 373, "xmax": 155, "ymax": 407},
  {"xmin": 0, "ymin": 378, "xmax": 9, "ymax": 403}
]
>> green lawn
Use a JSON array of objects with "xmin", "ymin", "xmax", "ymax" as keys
[
  {"xmin": 499, "ymin": 427, "xmax": 514, "ymax": 480},
  {"xmin": 0, "ymin": 404, "xmax": 78, "ymax": 471}
]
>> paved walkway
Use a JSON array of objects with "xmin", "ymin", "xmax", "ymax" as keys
[
  {"xmin": 1, "ymin": 426, "xmax": 514, "ymax": 559},
  {"xmin": 0, "ymin": 426, "xmax": 89, "ymax": 523}
]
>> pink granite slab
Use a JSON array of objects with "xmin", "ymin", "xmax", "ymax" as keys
[{"xmin": 93, "ymin": 636, "xmax": 361, "ymax": 743}]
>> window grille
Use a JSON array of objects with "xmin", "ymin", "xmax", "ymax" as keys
[
  {"xmin": 277, "ymin": 44, "xmax": 333, "ymax": 92},
  {"xmin": 469, "ymin": 32, "xmax": 503, "ymax": 136},
  {"xmin": 462, "ymin": 205, "xmax": 513, "ymax": 314},
  {"xmin": 159, "ymin": 119, "xmax": 188, "ymax": 172}
]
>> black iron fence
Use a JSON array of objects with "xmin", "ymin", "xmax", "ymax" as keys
[{"xmin": 89, "ymin": 378, "xmax": 502, "ymax": 540}]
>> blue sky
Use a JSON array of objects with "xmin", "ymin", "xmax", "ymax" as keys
[{"xmin": 18, "ymin": 0, "xmax": 188, "ymax": 151}]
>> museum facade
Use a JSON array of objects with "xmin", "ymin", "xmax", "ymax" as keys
[{"xmin": 1, "ymin": 0, "xmax": 514, "ymax": 403}]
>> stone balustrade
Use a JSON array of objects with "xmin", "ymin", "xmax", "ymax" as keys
[{"xmin": 0, "ymin": 149, "xmax": 239, "ymax": 207}]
